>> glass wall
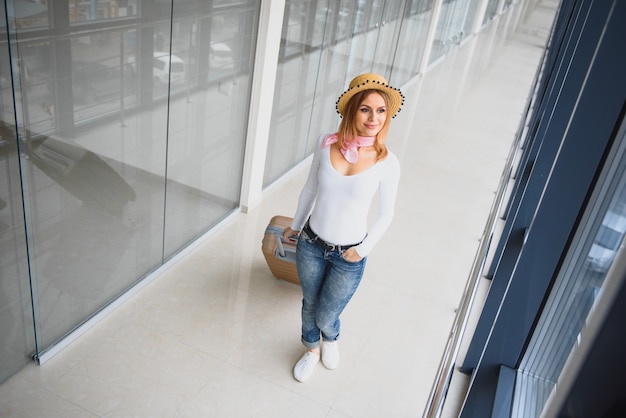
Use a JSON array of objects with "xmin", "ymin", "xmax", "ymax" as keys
[
  {"xmin": 164, "ymin": 2, "xmax": 258, "ymax": 256},
  {"xmin": 0, "ymin": 1, "xmax": 36, "ymax": 385},
  {"xmin": 391, "ymin": 0, "xmax": 435, "ymax": 82},
  {"xmin": 482, "ymin": 0, "xmax": 501, "ymax": 25},
  {"xmin": 262, "ymin": 0, "xmax": 327, "ymax": 187},
  {"xmin": 264, "ymin": 0, "xmax": 440, "ymax": 187},
  {"xmin": 0, "ymin": 0, "xmax": 259, "ymax": 375},
  {"xmin": 429, "ymin": 0, "xmax": 480, "ymax": 65}
]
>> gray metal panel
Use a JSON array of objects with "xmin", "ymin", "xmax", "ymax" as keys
[
  {"xmin": 460, "ymin": 0, "xmax": 626, "ymax": 416},
  {"xmin": 462, "ymin": 0, "xmax": 592, "ymax": 374}
]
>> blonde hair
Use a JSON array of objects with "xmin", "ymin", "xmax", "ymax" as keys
[{"xmin": 336, "ymin": 90, "xmax": 390, "ymax": 161}]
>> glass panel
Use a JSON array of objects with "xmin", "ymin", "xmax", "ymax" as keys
[
  {"xmin": 334, "ymin": 0, "xmax": 357, "ymax": 43},
  {"xmin": 0, "ymin": 3, "xmax": 37, "ymax": 383},
  {"xmin": 1, "ymin": 0, "xmax": 259, "ymax": 357},
  {"xmin": 0, "ymin": 0, "xmax": 259, "ymax": 365},
  {"xmin": 6, "ymin": 0, "xmax": 49, "ymax": 30},
  {"xmin": 70, "ymin": 0, "xmax": 138, "ymax": 24},
  {"xmin": 462, "ymin": 0, "xmax": 483, "ymax": 40},
  {"xmin": 69, "ymin": 31, "xmax": 138, "ymax": 123},
  {"xmin": 163, "ymin": 2, "xmax": 259, "ymax": 257},
  {"xmin": 0, "ymin": 0, "xmax": 259, "ymax": 351},
  {"xmin": 278, "ymin": 0, "xmax": 327, "ymax": 59},
  {"xmin": 391, "ymin": 0, "xmax": 434, "ymax": 83},
  {"xmin": 280, "ymin": 0, "xmax": 318, "ymax": 59},
  {"xmin": 13, "ymin": 41, "xmax": 54, "ymax": 134},
  {"xmin": 371, "ymin": 0, "xmax": 407, "ymax": 77},
  {"xmin": 513, "ymin": 124, "xmax": 626, "ymax": 417},
  {"xmin": 429, "ymin": 0, "xmax": 472, "ymax": 65},
  {"xmin": 345, "ymin": 0, "xmax": 385, "ymax": 76},
  {"xmin": 482, "ymin": 0, "xmax": 500, "ymax": 26},
  {"xmin": 264, "ymin": 0, "xmax": 329, "ymax": 186},
  {"xmin": 21, "ymin": 24, "xmax": 167, "ymax": 350},
  {"xmin": 307, "ymin": 0, "xmax": 359, "ymax": 153}
]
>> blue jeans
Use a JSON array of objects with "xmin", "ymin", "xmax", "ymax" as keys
[{"xmin": 296, "ymin": 228, "xmax": 367, "ymax": 349}]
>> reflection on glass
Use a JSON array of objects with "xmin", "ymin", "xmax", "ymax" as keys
[
  {"xmin": 371, "ymin": 0, "xmax": 408, "ymax": 76},
  {"xmin": 72, "ymin": 59, "xmax": 126, "ymax": 101},
  {"xmin": 463, "ymin": 0, "xmax": 482, "ymax": 38},
  {"xmin": 429, "ymin": 0, "xmax": 473, "ymax": 65},
  {"xmin": 392, "ymin": 0, "xmax": 434, "ymax": 82},
  {"xmin": 6, "ymin": 0, "xmax": 49, "ymax": 30},
  {"xmin": 1, "ymin": 1, "xmax": 260, "ymax": 357},
  {"xmin": 2, "ymin": 1, "xmax": 37, "ymax": 383},
  {"xmin": 345, "ymin": 0, "xmax": 383, "ymax": 77},
  {"xmin": 12, "ymin": 42, "xmax": 54, "ymax": 133},
  {"xmin": 25, "ymin": 137, "xmax": 136, "ymax": 215},
  {"xmin": 587, "ymin": 212, "xmax": 626, "ymax": 272},
  {"xmin": 68, "ymin": 32, "xmax": 138, "ymax": 121},
  {"xmin": 265, "ymin": 0, "xmax": 331, "ymax": 186},
  {"xmin": 282, "ymin": 1, "xmax": 313, "ymax": 59},
  {"xmin": 206, "ymin": 13, "xmax": 240, "ymax": 83},
  {"xmin": 513, "ymin": 131, "xmax": 626, "ymax": 417},
  {"xmin": 163, "ymin": 4, "xmax": 259, "ymax": 257},
  {"xmin": 21, "ymin": 133, "xmax": 157, "ymax": 351},
  {"xmin": 0, "ymin": 90, "xmax": 36, "ymax": 384},
  {"xmin": 482, "ymin": 0, "xmax": 500, "ymax": 25},
  {"xmin": 153, "ymin": 52, "xmax": 185, "ymax": 85},
  {"xmin": 70, "ymin": 0, "xmax": 138, "ymax": 23}
]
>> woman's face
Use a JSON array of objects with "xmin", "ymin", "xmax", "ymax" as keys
[{"xmin": 354, "ymin": 92, "xmax": 387, "ymax": 137}]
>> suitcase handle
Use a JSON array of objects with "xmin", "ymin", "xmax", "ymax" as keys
[{"xmin": 265, "ymin": 225, "xmax": 296, "ymax": 260}]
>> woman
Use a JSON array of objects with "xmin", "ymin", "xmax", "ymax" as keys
[{"xmin": 283, "ymin": 73, "xmax": 404, "ymax": 382}]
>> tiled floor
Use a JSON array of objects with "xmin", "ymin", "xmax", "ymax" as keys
[{"xmin": 0, "ymin": 3, "xmax": 555, "ymax": 417}]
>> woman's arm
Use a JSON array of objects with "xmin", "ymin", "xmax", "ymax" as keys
[
  {"xmin": 353, "ymin": 153, "xmax": 401, "ymax": 257},
  {"xmin": 290, "ymin": 134, "xmax": 328, "ymax": 232}
]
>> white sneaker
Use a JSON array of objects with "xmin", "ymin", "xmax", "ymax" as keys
[
  {"xmin": 322, "ymin": 340, "xmax": 340, "ymax": 370},
  {"xmin": 293, "ymin": 350, "xmax": 320, "ymax": 382}
]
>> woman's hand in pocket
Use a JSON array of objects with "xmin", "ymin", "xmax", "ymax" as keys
[{"xmin": 342, "ymin": 247, "xmax": 363, "ymax": 262}]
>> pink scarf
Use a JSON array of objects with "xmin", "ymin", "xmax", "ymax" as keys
[{"xmin": 322, "ymin": 133, "xmax": 375, "ymax": 164}]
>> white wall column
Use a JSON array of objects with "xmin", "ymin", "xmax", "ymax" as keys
[{"xmin": 240, "ymin": 0, "xmax": 285, "ymax": 212}]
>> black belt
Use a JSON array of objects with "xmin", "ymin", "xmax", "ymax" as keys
[{"xmin": 303, "ymin": 222, "xmax": 362, "ymax": 252}]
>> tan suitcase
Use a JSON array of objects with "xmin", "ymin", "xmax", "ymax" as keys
[{"xmin": 262, "ymin": 215, "xmax": 299, "ymax": 284}]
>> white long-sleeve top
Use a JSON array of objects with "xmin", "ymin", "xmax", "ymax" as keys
[{"xmin": 291, "ymin": 133, "xmax": 401, "ymax": 257}]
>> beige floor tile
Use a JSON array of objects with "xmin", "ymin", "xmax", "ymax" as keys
[{"xmin": 180, "ymin": 366, "xmax": 330, "ymax": 418}]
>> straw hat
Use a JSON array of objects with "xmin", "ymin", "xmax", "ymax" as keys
[{"xmin": 336, "ymin": 73, "xmax": 405, "ymax": 118}]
